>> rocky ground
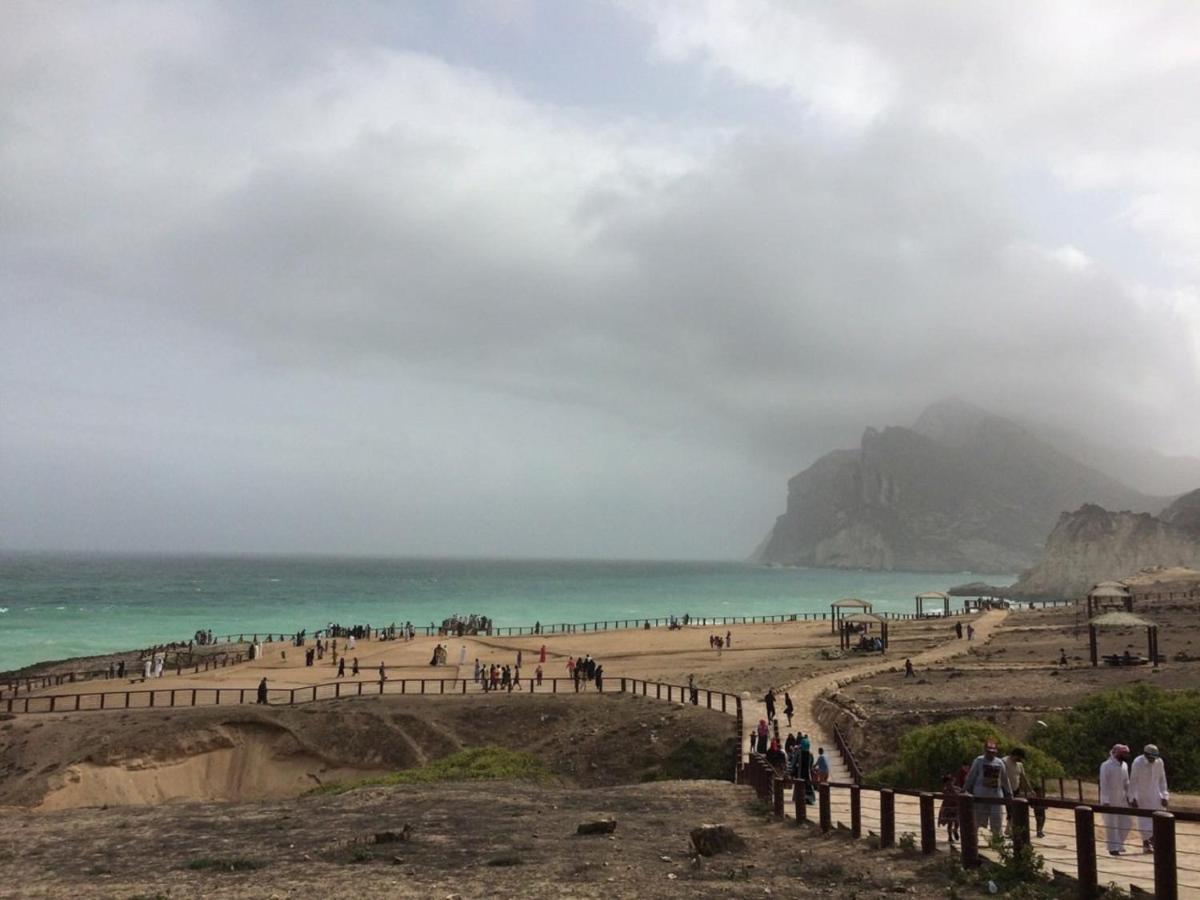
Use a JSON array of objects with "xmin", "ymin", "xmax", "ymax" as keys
[{"xmin": 0, "ymin": 779, "xmax": 973, "ymax": 899}]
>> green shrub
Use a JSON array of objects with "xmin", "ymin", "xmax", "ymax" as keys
[
  {"xmin": 866, "ymin": 718, "xmax": 1063, "ymax": 790},
  {"xmin": 1029, "ymin": 685, "xmax": 1200, "ymax": 790},
  {"xmin": 642, "ymin": 737, "xmax": 734, "ymax": 782},
  {"xmin": 311, "ymin": 746, "xmax": 550, "ymax": 795}
]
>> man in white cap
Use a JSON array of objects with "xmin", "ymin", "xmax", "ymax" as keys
[
  {"xmin": 1099, "ymin": 744, "xmax": 1132, "ymax": 855},
  {"xmin": 1129, "ymin": 744, "xmax": 1169, "ymax": 853}
]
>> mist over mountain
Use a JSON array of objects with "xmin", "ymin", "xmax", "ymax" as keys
[{"xmin": 755, "ymin": 399, "xmax": 1165, "ymax": 574}]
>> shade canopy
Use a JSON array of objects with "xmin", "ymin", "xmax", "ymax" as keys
[
  {"xmin": 915, "ymin": 591, "xmax": 949, "ymax": 600},
  {"xmin": 832, "ymin": 598, "xmax": 873, "ymax": 609},
  {"xmin": 1089, "ymin": 611, "xmax": 1155, "ymax": 629},
  {"xmin": 844, "ymin": 612, "xmax": 884, "ymax": 625},
  {"xmin": 1088, "ymin": 585, "xmax": 1131, "ymax": 598}
]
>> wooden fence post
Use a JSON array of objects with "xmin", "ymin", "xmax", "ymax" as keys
[
  {"xmin": 773, "ymin": 777, "xmax": 785, "ymax": 818},
  {"xmin": 920, "ymin": 792, "xmax": 936, "ymax": 853},
  {"xmin": 958, "ymin": 794, "xmax": 979, "ymax": 867},
  {"xmin": 1010, "ymin": 798, "xmax": 1030, "ymax": 857},
  {"xmin": 850, "ymin": 784, "xmax": 861, "ymax": 838},
  {"xmin": 818, "ymin": 782, "xmax": 831, "ymax": 832},
  {"xmin": 794, "ymin": 781, "xmax": 807, "ymax": 822},
  {"xmin": 1074, "ymin": 806, "xmax": 1097, "ymax": 898},
  {"xmin": 1153, "ymin": 811, "xmax": 1177, "ymax": 900},
  {"xmin": 879, "ymin": 788, "xmax": 894, "ymax": 847}
]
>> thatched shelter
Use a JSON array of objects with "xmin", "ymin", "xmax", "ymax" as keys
[
  {"xmin": 839, "ymin": 612, "xmax": 888, "ymax": 650},
  {"xmin": 830, "ymin": 598, "xmax": 873, "ymax": 633},
  {"xmin": 915, "ymin": 591, "xmax": 950, "ymax": 617},
  {"xmin": 1087, "ymin": 610, "xmax": 1159, "ymax": 667},
  {"xmin": 1085, "ymin": 583, "xmax": 1132, "ymax": 617}
]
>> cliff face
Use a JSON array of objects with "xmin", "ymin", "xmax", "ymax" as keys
[
  {"xmin": 1010, "ymin": 503, "xmax": 1200, "ymax": 599},
  {"xmin": 755, "ymin": 399, "xmax": 1163, "ymax": 574}
]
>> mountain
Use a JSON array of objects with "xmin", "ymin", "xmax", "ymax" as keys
[
  {"xmin": 1025, "ymin": 423, "xmax": 1200, "ymax": 497},
  {"xmin": 1010, "ymin": 499, "xmax": 1200, "ymax": 598},
  {"xmin": 754, "ymin": 399, "xmax": 1164, "ymax": 574}
]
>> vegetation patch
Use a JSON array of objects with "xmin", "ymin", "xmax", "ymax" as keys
[
  {"xmin": 1029, "ymin": 685, "xmax": 1200, "ymax": 789},
  {"xmin": 640, "ymin": 736, "xmax": 734, "ymax": 782},
  {"xmin": 866, "ymin": 718, "xmax": 1062, "ymax": 790},
  {"xmin": 311, "ymin": 746, "xmax": 550, "ymax": 795}
]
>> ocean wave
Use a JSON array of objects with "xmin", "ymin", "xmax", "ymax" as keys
[{"xmin": 0, "ymin": 607, "xmax": 8, "ymax": 613}]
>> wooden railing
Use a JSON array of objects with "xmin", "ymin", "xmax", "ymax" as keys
[
  {"xmin": 738, "ymin": 753, "xmax": 1198, "ymax": 898},
  {"xmin": 1, "ymin": 651, "xmax": 247, "ymax": 699},
  {"xmin": 832, "ymin": 722, "xmax": 862, "ymax": 785}
]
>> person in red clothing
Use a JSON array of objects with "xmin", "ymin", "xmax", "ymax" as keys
[{"xmin": 539, "ymin": 644, "xmax": 547, "ymax": 663}]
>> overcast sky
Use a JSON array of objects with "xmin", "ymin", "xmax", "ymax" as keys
[{"xmin": 2, "ymin": 1, "xmax": 1198, "ymax": 558}]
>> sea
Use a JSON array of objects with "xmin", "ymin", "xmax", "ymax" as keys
[{"xmin": 0, "ymin": 554, "xmax": 1007, "ymax": 672}]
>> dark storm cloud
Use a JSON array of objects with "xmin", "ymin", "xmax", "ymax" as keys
[{"xmin": 1, "ymin": 1, "xmax": 1197, "ymax": 556}]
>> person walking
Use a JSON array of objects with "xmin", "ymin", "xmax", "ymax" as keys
[
  {"xmin": 1002, "ymin": 747, "xmax": 1044, "ymax": 837},
  {"xmin": 798, "ymin": 736, "xmax": 815, "ymax": 803},
  {"xmin": 904, "ymin": 658, "xmax": 915, "ymax": 678},
  {"xmin": 1099, "ymin": 744, "xmax": 1132, "ymax": 855},
  {"xmin": 755, "ymin": 719, "xmax": 769, "ymax": 754},
  {"xmin": 1129, "ymin": 744, "xmax": 1169, "ymax": 853},
  {"xmin": 967, "ymin": 623, "xmax": 975, "ymax": 641},
  {"xmin": 964, "ymin": 739, "xmax": 1012, "ymax": 841},
  {"xmin": 939, "ymin": 773, "xmax": 961, "ymax": 843},
  {"xmin": 256, "ymin": 677, "xmax": 268, "ymax": 705},
  {"xmin": 783, "ymin": 693, "xmax": 794, "ymax": 727},
  {"xmin": 459, "ymin": 645, "xmax": 467, "ymax": 666},
  {"xmin": 539, "ymin": 644, "xmax": 547, "ymax": 663},
  {"xmin": 337, "ymin": 657, "xmax": 345, "ymax": 678},
  {"xmin": 351, "ymin": 657, "xmax": 359, "ymax": 676},
  {"xmin": 813, "ymin": 746, "xmax": 830, "ymax": 784},
  {"xmin": 764, "ymin": 688, "xmax": 776, "ymax": 722},
  {"xmin": 955, "ymin": 621, "xmax": 963, "ymax": 639}
]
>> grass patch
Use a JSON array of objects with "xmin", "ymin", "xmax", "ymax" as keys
[
  {"xmin": 185, "ymin": 858, "xmax": 262, "ymax": 872},
  {"xmin": 311, "ymin": 746, "xmax": 550, "ymax": 796},
  {"xmin": 640, "ymin": 737, "xmax": 734, "ymax": 782}
]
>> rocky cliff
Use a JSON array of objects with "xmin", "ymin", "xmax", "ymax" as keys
[
  {"xmin": 1010, "ymin": 499, "xmax": 1200, "ymax": 599},
  {"xmin": 755, "ymin": 399, "xmax": 1163, "ymax": 574}
]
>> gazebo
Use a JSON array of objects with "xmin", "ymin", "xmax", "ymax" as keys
[
  {"xmin": 1085, "ymin": 583, "xmax": 1132, "ymax": 618},
  {"xmin": 1087, "ymin": 611, "xmax": 1159, "ymax": 667},
  {"xmin": 830, "ymin": 598, "xmax": 873, "ymax": 633},
  {"xmin": 915, "ymin": 591, "xmax": 951, "ymax": 617},
  {"xmin": 840, "ymin": 612, "xmax": 888, "ymax": 651}
]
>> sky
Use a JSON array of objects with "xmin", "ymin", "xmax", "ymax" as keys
[{"xmin": 2, "ymin": 0, "xmax": 1198, "ymax": 559}]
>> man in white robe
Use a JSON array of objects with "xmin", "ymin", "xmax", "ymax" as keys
[
  {"xmin": 1129, "ymin": 744, "xmax": 1169, "ymax": 852},
  {"xmin": 1099, "ymin": 743, "xmax": 1132, "ymax": 855}
]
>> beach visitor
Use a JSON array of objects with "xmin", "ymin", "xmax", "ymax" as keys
[
  {"xmin": 348, "ymin": 634, "xmax": 356, "ymax": 650},
  {"xmin": 765, "ymin": 738, "xmax": 787, "ymax": 773},
  {"xmin": 517, "ymin": 649, "xmax": 522, "ymax": 669},
  {"xmin": 939, "ymin": 773, "xmax": 961, "ymax": 843},
  {"xmin": 955, "ymin": 621, "xmax": 963, "ymax": 639},
  {"xmin": 967, "ymin": 623, "xmax": 975, "ymax": 641},
  {"xmin": 756, "ymin": 719, "xmax": 769, "ymax": 754},
  {"xmin": 798, "ymin": 736, "xmax": 815, "ymax": 802},
  {"xmin": 813, "ymin": 747, "xmax": 829, "ymax": 784},
  {"xmin": 1099, "ymin": 744, "xmax": 1132, "ymax": 855},
  {"xmin": 726, "ymin": 630, "xmax": 731, "ymax": 648},
  {"xmin": 963, "ymin": 739, "xmax": 1012, "ymax": 840},
  {"xmin": 379, "ymin": 662, "xmax": 387, "ymax": 682},
  {"xmin": 351, "ymin": 657, "xmax": 359, "ymax": 676},
  {"xmin": 595, "ymin": 664, "xmax": 603, "ymax": 692},
  {"xmin": 764, "ymin": 688, "xmax": 776, "ymax": 722},
  {"xmin": 1129, "ymin": 744, "xmax": 1169, "ymax": 852},
  {"xmin": 688, "ymin": 674, "xmax": 698, "ymax": 705},
  {"xmin": 459, "ymin": 645, "xmax": 466, "ymax": 666},
  {"xmin": 256, "ymin": 677, "xmax": 268, "ymax": 705},
  {"xmin": 1001, "ymin": 747, "xmax": 1043, "ymax": 837},
  {"xmin": 142, "ymin": 658, "xmax": 152, "ymax": 680},
  {"xmin": 784, "ymin": 733, "xmax": 796, "ymax": 754},
  {"xmin": 539, "ymin": 644, "xmax": 546, "ymax": 663},
  {"xmin": 904, "ymin": 658, "xmax": 915, "ymax": 678},
  {"xmin": 337, "ymin": 658, "xmax": 345, "ymax": 678},
  {"xmin": 783, "ymin": 693, "xmax": 794, "ymax": 727}
]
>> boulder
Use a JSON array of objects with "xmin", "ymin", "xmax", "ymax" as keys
[
  {"xmin": 577, "ymin": 819, "xmax": 617, "ymax": 835},
  {"xmin": 690, "ymin": 824, "xmax": 746, "ymax": 856}
]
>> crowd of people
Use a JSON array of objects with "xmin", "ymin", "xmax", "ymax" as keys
[
  {"xmin": 707, "ymin": 631, "xmax": 732, "ymax": 651},
  {"xmin": 439, "ymin": 614, "xmax": 492, "ymax": 636},
  {"xmin": 937, "ymin": 740, "xmax": 1170, "ymax": 856}
]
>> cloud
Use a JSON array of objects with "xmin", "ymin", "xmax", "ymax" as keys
[{"xmin": 1, "ymin": 1, "xmax": 1197, "ymax": 556}]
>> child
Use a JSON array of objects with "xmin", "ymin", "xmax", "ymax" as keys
[{"xmin": 938, "ymin": 773, "xmax": 961, "ymax": 843}]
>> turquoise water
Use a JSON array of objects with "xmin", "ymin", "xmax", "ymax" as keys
[{"xmin": 0, "ymin": 554, "xmax": 1002, "ymax": 671}]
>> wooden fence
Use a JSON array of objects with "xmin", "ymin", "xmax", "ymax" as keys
[
  {"xmin": 1, "ymin": 651, "xmax": 247, "ymax": 699},
  {"xmin": 738, "ymin": 754, "xmax": 1198, "ymax": 898}
]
